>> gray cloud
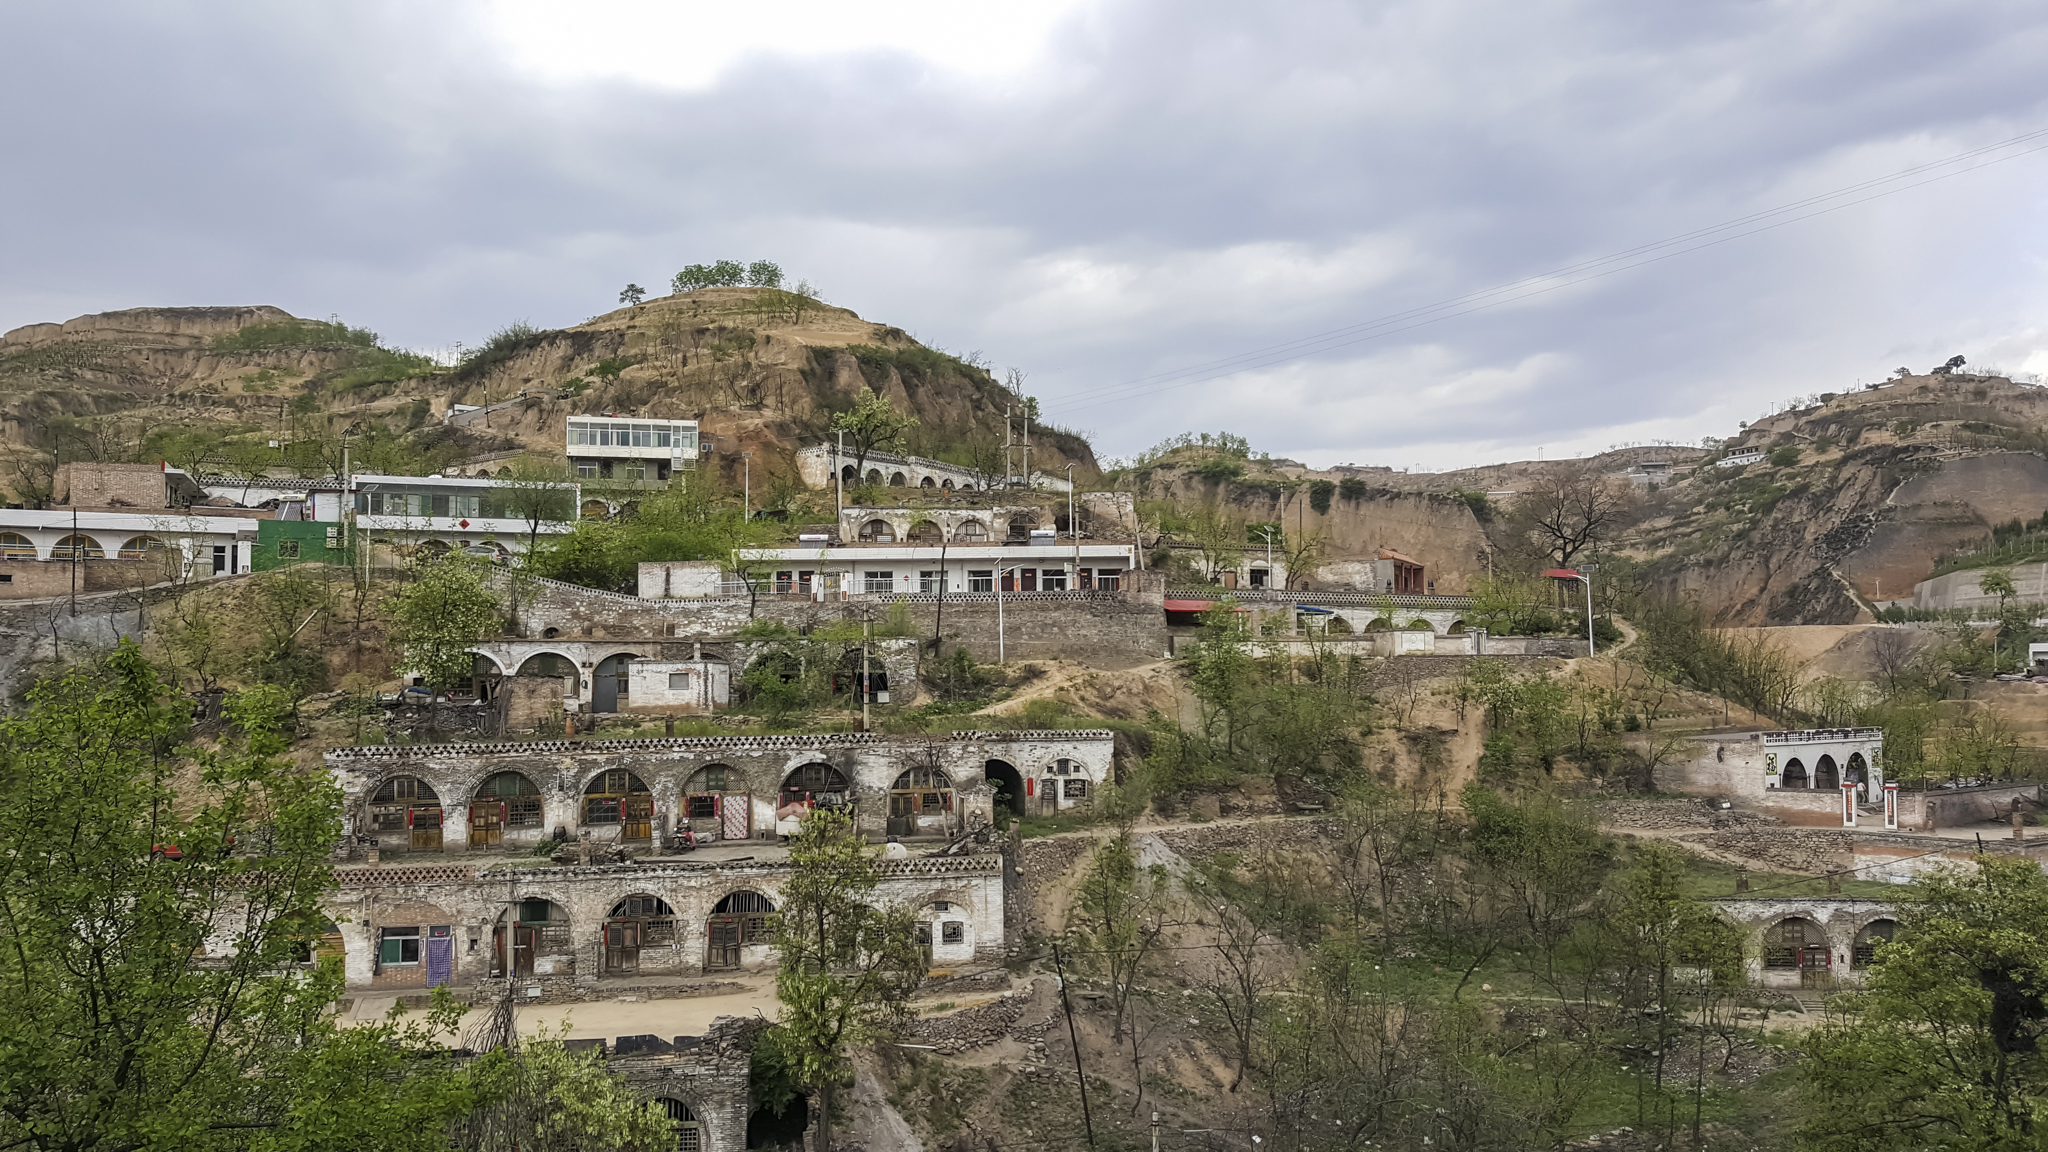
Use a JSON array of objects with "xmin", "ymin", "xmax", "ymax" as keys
[{"xmin": 5, "ymin": 0, "xmax": 2048, "ymax": 467}]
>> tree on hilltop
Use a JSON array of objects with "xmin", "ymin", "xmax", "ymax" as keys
[{"xmin": 617, "ymin": 283, "xmax": 645, "ymax": 306}]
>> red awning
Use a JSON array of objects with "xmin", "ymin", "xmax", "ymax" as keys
[
  {"xmin": 1544, "ymin": 568, "xmax": 1580, "ymax": 580},
  {"xmin": 1164, "ymin": 599, "xmax": 1217, "ymax": 611}
]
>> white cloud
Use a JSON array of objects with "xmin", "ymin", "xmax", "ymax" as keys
[{"xmin": 482, "ymin": 0, "xmax": 1096, "ymax": 89}]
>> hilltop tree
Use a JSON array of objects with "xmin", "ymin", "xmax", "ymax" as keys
[
  {"xmin": 744, "ymin": 260, "xmax": 783, "ymax": 288},
  {"xmin": 830, "ymin": 389, "xmax": 917, "ymax": 480},
  {"xmin": 617, "ymin": 283, "xmax": 646, "ymax": 306}
]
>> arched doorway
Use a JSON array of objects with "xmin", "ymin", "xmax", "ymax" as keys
[
  {"xmin": 592, "ymin": 652, "xmax": 640, "ymax": 712},
  {"xmin": 841, "ymin": 464, "xmax": 859, "ymax": 484},
  {"xmin": 707, "ymin": 891, "xmax": 775, "ymax": 969},
  {"xmin": 516, "ymin": 652, "xmax": 576, "ymax": 679},
  {"xmin": 604, "ymin": 895, "xmax": 676, "ymax": 973},
  {"xmin": 369, "ymin": 775, "xmax": 443, "ymax": 852},
  {"xmin": 906, "ymin": 519, "xmax": 942, "ymax": 544},
  {"xmin": 0, "ymin": 532, "xmax": 35, "ymax": 559},
  {"xmin": 684, "ymin": 764, "xmax": 753, "ymax": 840},
  {"xmin": 889, "ymin": 766, "xmax": 953, "ymax": 837},
  {"xmin": 889, "ymin": 471, "xmax": 907, "ymax": 486},
  {"xmin": 865, "ymin": 469, "xmax": 883, "ymax": 486},
  {"xmin": 1843, "ymin": 750, "xmax": 1875, "ymax": 795},
  {"xmin": 920, "ymin": 476, "xmax": 937, "ymax": 490},
  {"xmin": 470, "ymin": 772, "xmax": 543, "ymax": 848},
  {"xmin": 583, "ymin": 769, "xmax": 652, "ymax": 840},
  {"xmin": 955, "ymin": 519, "xmax": 988, "ymax": 542},
  {"xmin": 1781, "ymin": 758, "xmax": 1808, "ymax": 789},
  {"xmin": 493, "ymin": 898, "xmax": 570, "ymax": 978},
  {"xmin": 781, "ymin": 763, "xmax": 850, "ymax": 814},
  {"xmin": 1815, "ymin": 755, "xmax": 1839, "ymax": 791},
  {"xmin": 858, "ymin": 518, "xmax": 896, "ymax": 542},
  {"xmin": 1852, "ymin": 919, "xmax": 1898, "ymax": 968},
  {"xmin": 656, "ymin": 1099, "xmax": 704, "ymax": 1152},
  {"xmin": 984, "ymin": 759, "xmax": 1025, "ymax": 818},
  {"xmin": 1764, "ymin": 917, "xmax": 1830, "ymax": 985},
  {"xmin": 1005, "ymin": 515, "xmax": 1036, "ymax": 542}
]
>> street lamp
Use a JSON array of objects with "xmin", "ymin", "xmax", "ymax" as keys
[
  {"xmin": 1254, "ymin": 525, "xmax": 1277, "ymax": 589},
  {"xmin": 1561, "ymin": 564, "xmax": 1599, "ymax": 657},
  {"xmin": 993, "ymin": 562, "xmax": 1028, "ymax": 663},
  {"xmin": 1064, "ymin": 463, "xmax": 1078, "ymax": 585}
]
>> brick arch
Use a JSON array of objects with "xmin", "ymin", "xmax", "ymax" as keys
[{"xmin": 509, "ymin": 650, "xmax": 581, "ymax": 677}]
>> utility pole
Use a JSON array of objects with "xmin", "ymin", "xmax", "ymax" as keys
[
  {"xmin": 1065, "ymin": 463, "xmax": 1078, "ymax": 587},
  {"xmin": 1578, "ymin": 563, "xmax": 1600, "ymax": 657},
  {"xmin": 1257, "ymin": 525, "xmax": 1275, "ymax": 589},
  {"xmin": 1022, "ymin": 410, "xmax": 1032, "ymax": 490},
  {"xmin": 835, "ymin": 430, "xmax": 845, "ymax": 514},
  {"xmin": 1051, "ymin": 943, "xmax": 1096, "ymax": 1149},
  {"xmin": 1003, "ymin": 405, "xmax": 1013, "ymax": 489},
  {"xmin": 741, "ymin": 450, "xmax": 753, "ymax": 521},
  {"xmin": 860, "ymin": 617, "xmax": 871, "ymax": 733}
]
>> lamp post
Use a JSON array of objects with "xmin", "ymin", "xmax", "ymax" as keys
[
  {"xmin": 1255, "ymin": 525, "xmax": 1276, "ymax": 589},
  {"xmin": 1564, "ymin": 564, "xmax": 1599, "ymax": 657},
  {"xmin": 741, "ymin": 451, "xmax": 752, "ymax": 521},
  {"xmin": 993, "ymin": 562, "xmax": 1026, "ymax": 663},
  {"xmin": 1065, "ymin": 463, "xmax": 1078, "ymax": 586}
]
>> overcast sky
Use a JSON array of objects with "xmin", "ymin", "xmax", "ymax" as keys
[{"xmin": 6, "ymin": 1, "xmax": 2048, "ymax": 469}]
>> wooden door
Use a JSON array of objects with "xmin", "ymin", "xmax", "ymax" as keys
[
  {"xmin": 888, "ymin": 793, "xmax": 916, "ymax": 838},
  {"xmin": 707, "ymin": 916, "xmax": 742, "ymax": 969},
  {"xmin": 469, "ymin": 803, "xmax": 504, "ymax": 848},
  {"xmin": 1799, "ymin": 946, "xmax": 1832, "ymax": 988},
  {"xmin": 622, "ymin": 795, "xmax": 653, "ymax": 842},
  {"xmin": 411, "ymin": 807, "xmax": 443, "ymax": 851},
  {"xmin": 513, "ymin": 926, "xmax": 537, "ymax": 977},
  {"xmin": 720, "ymin": 794, "xmax": 750, "ymax": 840},
  {"xmin": 605, "ymin": 921, "xmax": 641, "ymax": 973}
]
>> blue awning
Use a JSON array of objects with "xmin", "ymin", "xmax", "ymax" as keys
[{"xmin": 1294, "ymin": 605, "xmax": 1335, "ymax": 614}]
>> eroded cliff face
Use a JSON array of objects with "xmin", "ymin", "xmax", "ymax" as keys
[
  {"xmin": 1139, "ymin": 466, "xmax": 1493, "ymax": 592},
  {"xmin": 1631, "ymin": 375, "xmax": 2048, "ymax": 625}
]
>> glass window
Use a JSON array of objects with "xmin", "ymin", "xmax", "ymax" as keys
[
  {"xmin": 919, "ymin": 571, "xmax": 948, "ymax": 593},
  {"xmin": 668, "ymin": 672, "xmax": 692, "ymax": 691},
  {"xmin": 576, "ymin": 460, "xmax": 598, "ymax": 478},
  {"xmin": 863, "ymin": 571, "xmax": 894, "ymax": 594},
  {"xmin": 677, "ymin": 430, "xmax": 699, "ymax": 456},
  {"xmin": 1041, "ymin": 570, "xmax": 1068, "ymax": 591},
  {"xmin": 431, "ymin": 494, "xmax": 450, "ymax": 517},
  {"xmin": 941, "ymin": 921, "xmax": 964, "ymax": 944},
  {"xmin": 1065, "ymin": 779, "xmax": 1089, "ymax": 799},
  {"xmin": 654, "ymin": 427, "xmax": 671, "ymax": 447},
  {"xmin": 968, "ymin": 570, "xmax": 993, "ymax": 593},
  {"xmin": 620, "ymin": 461, "xmax": 646, "ymax": 481},
  {"xmin": 569, "ymin": 422, "xmax": 591, "ymax": 446},
  {"xmin": 1097, "ymin": 570, "xmax": 1121, "ymax": 591},
  {"xmin": 685, "ymin": 795, "xmax": 716, "ymax": 817},
  {"xmin": 379, "ymin": 927, "xmax": 421, "ymax": 965},
  {"xmin": 635, "ymin": 424, "xmax": 654, "ymax": 447}
]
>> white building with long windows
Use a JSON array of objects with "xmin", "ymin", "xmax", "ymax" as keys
[
  {"xmin": 567, "ymin": 414, "xmax": 700, "ymax": 484},
  {"xmin": 351, "ymin": 473, "xmax": 579, "ymax": 556},
  {"xmin": 661, "ymin": 505, "xmax": 1135, "ymax": 598}
]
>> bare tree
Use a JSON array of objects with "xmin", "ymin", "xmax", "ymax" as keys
[
  {"xmin": 1869, "ymin": 627, "xmax": 1918, "ymax": 697},
  {"xmin": 1513, "ymin": 466, "xmax": 1631, "ymax": 567}
]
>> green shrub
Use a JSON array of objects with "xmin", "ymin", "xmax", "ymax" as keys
[
  {"xmin": 211, "ymin": 319, "xmax": 378, "ymax": 351},
  {"xmin": 1337, "ymin": 477, "xmax": 1368, "ymax": 501},
  {"xmin": 1307, "ymin": 479, "xmax": 1335, "ymax": 514},
  {"xmin": 1768, "ymin": 446, "xmax": 1801, "ymax": 467}
]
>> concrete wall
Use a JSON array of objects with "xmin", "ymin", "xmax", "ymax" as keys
[
  {"xmin": 515, "ymin": 576, "xmax": 1171, "ymax": 669},
  {"xmin": 1657, "ymin": 729, "xmax": 1886, "ymax": 823},
  {"xmin": 1911, "ymin": 561, "xmax": 2048, "ymax": 612}
]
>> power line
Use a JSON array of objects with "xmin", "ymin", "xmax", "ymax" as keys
[{"xmin": 1051, "ymin": 127, "xmax": 2048, "ymax": 418}]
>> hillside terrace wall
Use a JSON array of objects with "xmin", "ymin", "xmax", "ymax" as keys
[
  {"xmin": 322, "ymin": 854, "xmax": 1004, "ymax": 996},
  {"xmin": 325, "ymin": 730, "xmax": 1115, "ymax": 855},
  {"xmin": 516, "ymin": 577, "xmax": 1170, "ymax": 668}
]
